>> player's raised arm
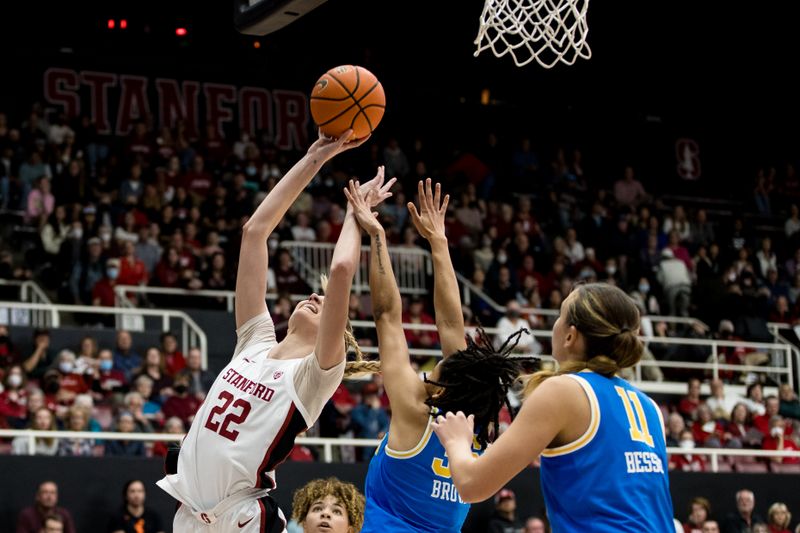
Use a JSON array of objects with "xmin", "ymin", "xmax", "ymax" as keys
[
  {"xmin": 407, "ymin": 179, "xmax": 467, "ymax": 357},
  {"xmin": 315, "ymin": 168, "xmax": 395, "ymax": 369},
  {"xmin": 235, "ymin": 129, "xmax": 367, "ymax": 329},
  {"xmin": 344, "ymin": 180, "xmax": 429, "ymax": 420}
]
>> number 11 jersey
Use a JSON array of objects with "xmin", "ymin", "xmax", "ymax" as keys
[{"xmin": 157, "ymin": 312, "xmax": 344, "ymax": 513}]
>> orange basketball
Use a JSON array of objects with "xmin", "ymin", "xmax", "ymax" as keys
[{"xmin": 310, "ymin": 65, "xmax": 385, "ymax": 140}]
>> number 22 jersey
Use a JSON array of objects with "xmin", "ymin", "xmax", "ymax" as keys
[{"xmin": 157, "ymin": 312, "xmax": 344, "ymax": 512}]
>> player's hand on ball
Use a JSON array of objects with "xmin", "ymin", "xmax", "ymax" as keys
[
  {"xmin": 407, "ymin": 178, "xmax": 449, "ymax": 241},
  {"xmin": 432, "ymin": 411, "xmax": 474, "ymax": 448},
  {"xmin": 308, "ymin": 128, "xmax": 370, "ymax": 162}
]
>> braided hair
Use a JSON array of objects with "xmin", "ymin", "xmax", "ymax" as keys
[{"xmin": 425, "ymin": 326, "xmax": 535, "ymax": 447}]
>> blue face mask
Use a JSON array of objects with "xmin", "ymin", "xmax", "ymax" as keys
[
  {"xmin": 245, "ymin": 166, "xmax": 257, "ymax": 177},
  {"xmin": 639, "ymin": 284, "xmax": 650, "ymax": 293},
  {"xmin": 107, "ymin": 268, "xmax": 119, "ymax": 280},
  {"xmin": 100, "ymin": 360, "xmax": 113, "ymax": 371}
]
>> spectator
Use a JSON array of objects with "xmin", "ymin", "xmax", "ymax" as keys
[
  {"xmin": 725, "ymin": 403, "xmax": 761, "ymax": 449},
  {"xmin": 523, "ymin": 517, "xmax": 546, "ymax": 533},
  {"xmin": 0, "ymin": 324, "xmax": 21, "ymax": 371},
  {"xmin": 666, "ymin": 412, "xmax": 687, "ymax": 447},
  {"xmin": 74, "ymin": 336, "xmax": 99, "ymax": 375},
  {"xmin": 104, "ymin": 412, "xmax": 146, "ymax": 457},
  {"xmin": 350, "ymin": 382, "xmax": 389, "ymax": 455},
  {"xmin": 11, "ymin": 407, "xmax": 58, "ymax": 455},
  {"xmin": 26, "ymin": 176, "xmax": 55, "ymax": 223},
  {"xmin": 692, "ymin": 404, "xmax": 724, "ymax": 447},
  {"xmin": 786, "ymin": 205, "xmax": 800, "ymax": 238},
  {"xmin": 93, "ymin": 348, "xmax": 127, "ymax": 399},
  {"xmin": 152, "ymin": 416, "xmax": 184, "ymax": 457},
  {"xmin": 123, "ymin": 391, "xmax": 155, "ymax": 433},
  {"xmin": 112, "ymin": 330, "xmax": 142, "ymax": 382},
  {"xmin": 691, "ymin": 209, "xmax": 716, "ymax": 248},
  {"xmin": 703, "ymin": 521, "xmax": 721, "ymax": 533},
  {"xmin": 54, "ymin": 349, "xmax": 90, "ymax": 402},
  {"xmin": 91, "ymin": 257, "xmax": 121, "ymax": 308},
  {"xmin": 69, "ymin": 237, "xmax": 105, "ymax": 305},
  {"xmin": 162, "ymin": 373, "xmax": 201, "ymax": 426},
  {"xmin": 159, "ymin": 333, "xmax": 185, "ymax": 376},
  {"xmin": 669, "ymin": 429, "xmax": 705, "ymax": 472},
  {"xmin": 131, "ymin": 375, "xmax": 163, "ymax": 423},
  {"xmin": 706, "ymin": 379, "xmax": 738, "ymax": 421},
  {"xmin": 135, "ymin": 347, "xmax": 173, "ymax": 398},
  {"xmin": 755, "ymin": 237, "xmax": 778, "ymax": 279},
  {"xmin": 273, "ymin": 249, "xmax": 311, "ymax": 294},
  {"xmin": 741, "ymin": 383, "xmax": 766, "ymax": 417},
  {"xmin": 766, "ymin": 503, "xmax": 792, "ymax": 533},
  {"xmin": 22, "ymin": 328, "xmax": 53, "ymax": 380},
  {"xmin": 402, "ymin": 297, "xmax": 439, "ymax": 350},
  {"xmin": 117, "ymin": 241, "xmax": 148, "ymax": 288},
  {"xmin": 39, "ymin": 205, "xmax": 69, "ymax": 258},
  {"xmin": 153, "ymin": 246, "xmax": 183, "ymax": 287},
  {"xmin": 684, "ymin": 497, "xmax": 712, "ymax": 533},
  {"xmin": 658, "ymin": 248, "xmax": 692, "ymax": 316},
  {"xmin": 778, "ymin": 383, "xmax": 800, "ymax": 421},
  {"xmin": 613, "ymin": 165, "xmax": 648, "ymax": 209},
  {"xmin": 494, "ymin": 301, "xmax": 541, "ymax": 355},
  {"xmin": 107, "ymin": 479, "xmax": 165, "ymax": 533},
  {"xmin": 664, "ymin": 205, "xmax": 691, "ymax": 242},
  {"xmin": 15, "ymin": 481, "xmax": 76, "ymax": 533},
  {"xmin": 134, "ymin": 225, "xmax": 162, "ymax": 275},
  {"xmin": 175, "ymin": 347, "xmax": 214, "ymax": 399},
  {"xmin": 0, "ymin": 364, "xmax": 28, "ymax": 427},
  {"xmin": 56, "ymin": 405, "xmax": 94, "ymax": 457},
  {"xmin": 722, "ymin": 490, "xmax": 765, "ymax": 533},
  {"xmin": 754, "ymin": 397, "xmax": 792, "ymax": 438},
  {"xmin": 679, "ymin": 378, "xmax": 703, "ymax": 421},
  {"xmin": 488, "ymin": 488, "xmax": 523, "ymax": 533},
  {"xmin": 761, "ymin": 416, "xmax": 800, "ymax": 464}
]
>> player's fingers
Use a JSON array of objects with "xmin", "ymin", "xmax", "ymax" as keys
[
  {"xmin": 347, "ymin": 133, "xmax": 370, "ymax": 148},
  {"xmin": 407, "ymin": 203, "xmax": 422, "ymax": 225},
  {"xmin": 417, "ymin": 180, "xmax": 425, "ymax": 207},
  {"xmin": 441, "ymin": 194, "xmax": 450, "ymax": 214},
  {"xmin": 380, "ymin": 177, "xmax": 397, "ymax": 195},
  {"xmin": 434, "ymin": 182, "xmax": 442, "ymax": 208},
  {"xmin": 425, "ymin": 178, "xmax": 434, "ymax": 209}
]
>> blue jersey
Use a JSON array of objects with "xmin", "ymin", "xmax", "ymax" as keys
[
  {"xmin": 361, "ymin": 416, "xmax": 482, "ymax": 533},
  {"xmin": 540, "ymin": 371, "xmax": 674, "ymax": 533}
]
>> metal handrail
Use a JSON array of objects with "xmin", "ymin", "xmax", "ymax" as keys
[
  {"xmin": 113, "ymin": 285, "xmax": 310, "ymax": 312},
  {"xmin": 0, "ymin": 280, "xmax": 53, "ymax": 327},
  {"xmin": 0, "ymin": 302, "xmax": 208, "ymax": 369},
  {"xmin": 2, "ymin": 429, "xmax": 798, "ymax": 470}
]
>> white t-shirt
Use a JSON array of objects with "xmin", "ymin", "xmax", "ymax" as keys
[{"xmin": 158, "ymin": 312, "xmax": 344, "ymax": 511}]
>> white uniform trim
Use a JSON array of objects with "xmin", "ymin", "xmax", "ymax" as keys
[
  {"xmin": 541, "ymin": 373, "xmax": 601, "ymax": 458},
  {"xmin": 385, "ymin": 416, "xmax": 435, "ymax": 459}
]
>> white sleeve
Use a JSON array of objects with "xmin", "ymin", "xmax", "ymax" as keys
[
  {"xmin": 292, "ymin": 354, "xmax": 345, "ymax": 423},
  {"xmin": 233, "ymin": 312, "xmax": 277, "ymax": 359}
]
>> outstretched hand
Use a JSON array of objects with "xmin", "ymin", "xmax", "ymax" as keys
[
  {"xmin": 307, "ymin": 128, "xmax": 370, "ymax": 163},
  {"xmin": 343, "ymin": 179, "xmax": 384, "ymax": 234},
  {"xmin": 407, "ymin": 178, "xmax": 449, "ymax": 241},
  {"xmin": 432, "ymin": 411, "xmax": 475, "ymax": 450},
  {"xmin": 355, "ymin": 166, "xmax": 396, "ymax": 209}
]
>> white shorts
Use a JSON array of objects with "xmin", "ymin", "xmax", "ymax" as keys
[{"xmin": 172, "ymin": 496, "xmax": 287, "ymax": 533}]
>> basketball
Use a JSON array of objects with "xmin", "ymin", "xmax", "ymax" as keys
[{"xmin": 310, "ymin": 65, "xmax": 385, "ymax": 140}]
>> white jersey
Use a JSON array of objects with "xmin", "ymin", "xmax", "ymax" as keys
[{"xmin": 158, "ymin": 312, "xmax": 344, "ymax": 513}]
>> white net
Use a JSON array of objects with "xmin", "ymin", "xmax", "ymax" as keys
[{"xmin": 475, "ymin": 0, "xmax": 592, "ymax": 68}]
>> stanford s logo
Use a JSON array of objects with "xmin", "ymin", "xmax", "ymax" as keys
[
  {"xmin": 273, "ymin": 371, "xmax": 284, "ymax": 380},
  {"xmin": 200, "ymin": 513, "xmax": 211, "ymax": 524}
]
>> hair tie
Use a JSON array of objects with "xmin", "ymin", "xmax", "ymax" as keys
[{"xmin": 618, "ymin": 327, "xmax": 631, "ymax": 334}]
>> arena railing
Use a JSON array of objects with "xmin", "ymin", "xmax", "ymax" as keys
[
  {"xmin": 113, "ymin": 286, "xmax": 309, "ymax": 313},
  {"xmin": 281, "ymin": 240, "xmax": 432, "ymax": 295},
  {"xmin": 1, "ymin": 429, "xmax": 798, "ymax": 472},
  {"xmin": 0, "ymin": 279, "xmax": 53, "ymax": 327},
  {"xmin": 0, "ymin": 302, "xmax": 208, "ymax": 368},
  {"xmin": 350, "ymin": 320, "xmax": 796, "ymax": 396}
]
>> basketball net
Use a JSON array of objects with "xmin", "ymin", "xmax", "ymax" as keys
[{"xmin": 475, "ymin": 0, "xmax": 592, "ymax": 68}]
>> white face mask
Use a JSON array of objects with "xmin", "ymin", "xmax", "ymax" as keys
[
  {"xmin": 679, "ymin": 439, "xmax": 695, "ymax": 450},
  {"xmin": 771, "ymin": 426, "xmax": 784, "ymax": 438},
  {"xmin": 8, "ymin": 374, "xmax": 22, "ymax": 388},
  {"xmin": 702, "ymin": 421, "xmax": 716, "ymax": 433},
  {"xmin": 59, "ymin": 362, "xmax": 74, "ymax": 374}
]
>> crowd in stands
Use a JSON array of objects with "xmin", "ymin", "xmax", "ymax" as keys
[{"xmin": 1, "ymin": 103, "xmax": 800, "ymax": 468}]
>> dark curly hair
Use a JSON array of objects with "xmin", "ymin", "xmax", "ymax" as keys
[
  {"xmin": 424, "ymin": 326, "xmax": 535, "ymax": 447},
  {"xmin": 291, "ymin": 477, "xmax": 365, "ymax": 531}
]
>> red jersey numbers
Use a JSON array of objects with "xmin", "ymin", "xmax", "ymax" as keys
[{"xmin": 204, "ymin": 390, "xmax": 252, "ymax": 441}]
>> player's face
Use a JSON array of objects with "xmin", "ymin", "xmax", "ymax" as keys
[
  {"xmin": 289, "ymin": 294, "xmax": 325, "ymax": 336},
  {"xmin": 551, "ymin": 291, "xmax": 577, "ymax": 363},
  {"xmin": 303, "ymin": 495, "xmax": 350, "ymax": 533}
]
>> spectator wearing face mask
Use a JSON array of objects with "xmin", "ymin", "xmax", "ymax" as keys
[
  {"xmin": 53, "ymin": 349, "xmax": 90, "ymax": 404},
  {"xmin": 92, "ymin": 349, "xmax": 127, "ymax": 399},
  {"xmin": 761, "ymin": 416, "xmax": 800, "ymax": 464},
  {"xmin": 669, "ymin": 429, "xmax": 706, "ymax": 472},
  {"xmin": 162, "ymin": 374, "xmax": 201, "ymax": 426},
  {"xmin": 0, "ymin": 364, "xmax": 28, "ymax": 427},
  {"xmin": 92, "ymin": 258, "xmax": 121, "ymax": 308}
]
